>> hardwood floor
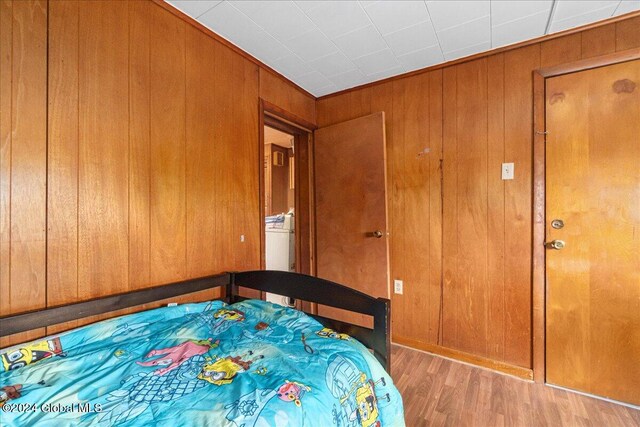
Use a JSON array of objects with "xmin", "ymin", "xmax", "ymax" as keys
[{"xmin": 391, "ymin": 345, "xmax": 640, "ymax": 426}]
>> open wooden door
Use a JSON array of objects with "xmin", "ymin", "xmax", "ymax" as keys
[
  {"xmin": 545, "ymin": 59, "xmax": 640, "ymax": 405},
  {"xmin": 314, "ymin": 112, "xmax": 389, "ymax": 326}
]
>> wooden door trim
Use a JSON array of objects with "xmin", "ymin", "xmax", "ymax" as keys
[
  {"xmin": 259, "ymin": 99, "xmax": 316, "ymax": 310},
  {"xmin": 531, "ymin": 48, "xmax": 640, "ymax": 383}
]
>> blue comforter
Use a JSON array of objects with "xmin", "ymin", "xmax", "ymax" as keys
[{"xmin": 0, "ymin": 299, "xmax": 404, "ymax": 426}]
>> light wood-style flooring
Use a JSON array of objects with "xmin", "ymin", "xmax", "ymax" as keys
[{"xmin": 391, "ymin": 345, "xmax": 640, "ymax": 426}]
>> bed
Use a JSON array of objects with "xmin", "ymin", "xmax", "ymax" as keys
[{"xmin": 0, "ymin": 270, "xmax": 405, "ymax": 426}]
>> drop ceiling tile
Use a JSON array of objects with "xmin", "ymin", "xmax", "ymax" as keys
[
  {"xmin": 550, "ymin": 3, "xmax": 619, "ymax": 32},
  {"xmin": 271, "ymin": 53, "xmax": 314, "ymax": 78},
  {"xmin": 301, "ymin": 1, "xmax": 371, "ymax": 38},
  {"xmin": 396, "ymin": 44, "xmax": 443, "ymax": 71},
  {"xmin": 365, "ymin": 65, "xmax": 406, "ymax": 82},
  {"xmin": 443, "ymin": 40, "xmax": 492, "ymax": 61},
  {"xmin": 552, "ymin": 1, "xmax": 619, "ymax": 21},
  {"xmin": 492, "ymin": 10, "xmax": 549, "ymax": 48},
  {"xmin": 490, "ymin": 0, "xmax": 552, "ymax": 26},
  {"xmin": 363, "ymin": 1, "xmax": 430, "ymax": 35},
  {"xmin": 315, "ymin": 84, "xmax": 340, "ymax": 97},
  {"xmin": 294, "ymin": 1, "xmax": 326, "ymax": 13},
  {"xmin": 384, "ymin": 20, "xmax": 439, "ymax": 57},
  {"xmin": 167, "ymin": 0, "xmax": 222, "ymax": 18},
  {"xmin": 353, "ymin": 48, "xmax": 400, "ymax": 75},
  {"xmin": 614, "ymin": 0, "xmax": 640, "ymax": 15},
  {"xmin": 199, "ymin": 2, "xmax": 289, "ymax": 62},
  {"xmin": 329, "ymin": 68, "xmax": 367, "ymax": 89},
  {"xmin": 426, "ymin": 0, "xmax": 490, "ymax": 32},
  {"xmin": 296, "ymin": 71, "xmax": 334, "ymax": 89},
  {"xmin": 283, "ymin": 28, "xmax": 338, "ymax": 62},
  {"xmin": 438, "ymin": 15, "xmax": 491, "ymax": 54},
  {"xmin": 229, "ymin": 1, "xmax": 315, "ymax": 42},
  {"xmin": 332, "ymin": 25, "xmax": 388, "ymax": 58},
  {"xmin": 308, "ymin": 51, "xmax": 358, "ymax": 77}
]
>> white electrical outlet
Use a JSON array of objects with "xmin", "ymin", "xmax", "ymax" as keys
[
  {"xmin": 502, "ymin": 163, "xmax": 514, "ymax": 180},
  {"xmin": 394, "ymin": 279, "xmax": 403, "ymax": 295},
  {"xmin": 240, "ymin": 235, "xmax": 245, "ymax": 242}
]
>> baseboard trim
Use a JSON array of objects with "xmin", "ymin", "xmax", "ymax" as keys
[{"xmin": 392, "ymin": 336, "xmax": 533, "ymax": 380}]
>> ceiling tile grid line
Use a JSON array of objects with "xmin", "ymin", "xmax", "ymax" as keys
[
  {"xmin": 422, "ymin": 1, "xmax": 446, "ymax": 64},
  {"xmin": 166, "ymin": 0, "xmax": 639, "ymax": 97}
]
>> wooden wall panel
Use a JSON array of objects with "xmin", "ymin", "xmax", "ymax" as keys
[
  {"xmin": 1, "ymin": 0, "xmax": 315, "ymax": 345},
  {"xmin": 502, "ymin": 44, "xmax": 540, "ymax": 367},
  {"xmin": 0, "ymin": 0, "xmax": 11, "ymax": 319},
  {"xmin": 78, "ymin": 1, "xmax": 130, "ymax": 298},
  {"xmin": 615, "ymin": 16, "xmax": 640, "ymax": 51},
  {"xmin": 149, "ymin": 6, "xmax": 187, "ymax": 284},
  {"xmin": 581, "ymin": 24, "xmax": 616, "ymax": 58},
  {"xmin": 186, "ymin": 26, "xmax": 218, "ymax": 278},
  {"xmin": 129, "ymin": 0, "xmax": 152, "ymax": 290},
  {"xmin": 316, "ymin": 11, "xmax": 640, "ymax": 372},
  {"xmin": 486, "ymin": 53, "xmax": 506, "ymax": 362},
  {"xmin": 441, "ymin": 66, "xmax": 458, "ymax": 350},
  {"xmin": 48, "ymin": 0, "xmax": 79, "ymax": 307},
  {"xmin": 541, "ymin": 33, "xmax": 582, "ymax": 67},
  {"xmin": 259, "ymin": 69, "xmax": 316, "ymax": 126},
  {"xmin": 0, "ymin": 0, "xmax": 47, "ymax": 347},
  {"xmin": 232, "ymin": 55, "xmax": 260, "ymax": 273}
]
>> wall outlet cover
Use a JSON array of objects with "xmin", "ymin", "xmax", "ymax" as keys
[
  {"xmin": 502, "ymin": 162, "xmax": 514, "ymax": 180},
  {"xmin": 394, "ymin": 279, "xmax": 403, "ymax": 295}
]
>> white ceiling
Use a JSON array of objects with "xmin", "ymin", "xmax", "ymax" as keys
[{"xmin": 166, "ymin": 0, "xmax": 640, "ymax": 97}]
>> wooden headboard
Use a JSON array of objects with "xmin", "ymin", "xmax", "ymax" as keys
[{"xmin": 0, "ymin": 271, "xmax": 391, "ymax": 371}]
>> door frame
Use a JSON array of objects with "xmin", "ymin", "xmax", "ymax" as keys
[
  {"xmin": 531, "ymin": 47, "xmax": 640, "ymax": 383},
  {"xmin": 258, "ymin": 99, "xmax": 317, "ymax": 286}
]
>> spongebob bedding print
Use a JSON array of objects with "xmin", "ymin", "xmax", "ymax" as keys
[{"xmin": 0, "ymin": 299, "xmax": 405, "ymax": 426}]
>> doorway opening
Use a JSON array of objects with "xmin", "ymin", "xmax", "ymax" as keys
[
  {"xmin": 263, "ymin": 125, "xmax": 295, "ymax": 307},
  {"xmin": 259, "ymin": 100, "xmax": 315, "ymax": 310}
]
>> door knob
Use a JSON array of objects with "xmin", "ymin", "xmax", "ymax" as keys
[
  {"xmin": 544, "ymin": 240, "xmax": 565, "ymax": 250},
  {"xmin": 371, "ymin": 230, "xmax": 383, "ymax": 238}
]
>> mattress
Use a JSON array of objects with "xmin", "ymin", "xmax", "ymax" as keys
[{"xmin": 0, "ymin": 299, "xmax": 405, "ymax": 426}]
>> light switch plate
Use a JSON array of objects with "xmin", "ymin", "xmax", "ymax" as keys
[
  {"xmin": 502, "ymin": 162, "xmax": 514, "ymax": 180},
  {"xmin": 394, "ymin": 279, "xmax": 403, "ymax": 295}
]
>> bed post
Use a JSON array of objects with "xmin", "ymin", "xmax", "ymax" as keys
[
  {"xmin": 226, "ymin": 272, "xmax": 238, "ymax": 304},
  {"xmin": 374, "ymin": 297, "xmax": 391, "ymax": 372}
]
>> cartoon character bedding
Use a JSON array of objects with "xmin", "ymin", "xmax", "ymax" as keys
[{"xmin": 0, "ymin": 299, "xmax": 405, "ymax": 426}]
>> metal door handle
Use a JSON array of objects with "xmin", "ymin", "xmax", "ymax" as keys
[
  {"xmin": 371, "ymin": 230, "xmax": 383, "ymax": 238},
  {"xmin": 544, "ymin": 240, "xmax": 565, "ymax": 250}
]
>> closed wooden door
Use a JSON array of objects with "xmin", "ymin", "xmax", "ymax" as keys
[
  {"xmin": 545, "ymin": 59, "xmax": 640, "ymax": 406},
  {"xmin": 314, "ymin": 112, "xmax": 389, "ymax": 325}
]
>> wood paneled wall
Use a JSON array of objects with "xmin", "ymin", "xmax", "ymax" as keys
[
  {"xmin": 317, "ymin": 15, "xmax": 640, "ymax": 371},
  {"xmin": 0, "ymin": 0, "xmax": 315, "ymax": 347},
  {"xmin": 0, "ymin": 0, "xmax": 48, "ymax": 345}
]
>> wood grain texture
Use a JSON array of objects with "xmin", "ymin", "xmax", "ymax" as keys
[
  {"xmin": 0, "ymin": 0, "xmax": 48, "ymax": 347},
  {"xmin": 259, "ymin": 69, "xmax": 316, "ymax": 127},
  {"xmin": 502, "ymin": 44, "xmax": 540, "ymax": 368},
  {"xmin": 2, "ymin": 0, "xmax": 313, "ymax": 347},
  {"xmin": 315, "ymin": 112, "xmax": 388, "ymax": 326},
  {"xmin": 47, "ymin": 0, "xmax": 79, "ymax": 308},
  {"xmin": 78, "ymin": 1, "xmax": 130, "ymax": 298},
  {"xmin": 0, "ymin": 0, "xmax": 11, "ymax": 320},
  {"xmin": 545, "ymin": 59, "xmax": 640, "ymax": 406},
  {"xmin": 581, "ymin": 24, "xmax": 616, "ymax": 59},
  {"xmin": 392, "ymin": 345, "xmax": 640, "ymax": 426},
  {"xmin": 129, "ymin": 0, "xmax": 152, "ymax": 290},
  {"xmin": 149, "ymin": 5, "xmax": 187, "ymax": 284},
  {"xmin": 616, "ymin": 16, "xmax": 640, "ymax": 51},
  {"xmin": 186, "ymin": 25, "xmax": 218, "ymax": 278},
  {"xmin": 541, "ymin": 33, "xmax": 582, "ymax": 68},
  {"xmin": 316, "ymin": 13, "xmax": 638, "ymax": 375}
]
